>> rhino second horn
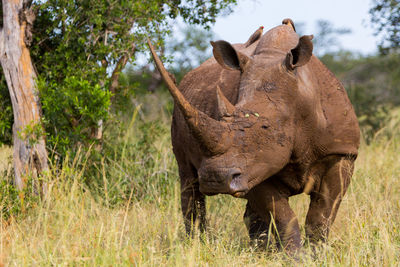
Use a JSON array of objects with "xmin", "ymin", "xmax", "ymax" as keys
[{"xmin": 216, "ymin": 85, "xmax": 235, "ymax": 117}]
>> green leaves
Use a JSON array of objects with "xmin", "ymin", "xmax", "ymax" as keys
[
  {"xmin": 38, "ymin": 74, "xmax": 112, "ymax": 154},
  {"xmin": 370, "ymin": 0, "xmax": 400, "ymax": 53},
  {"xmin": 1, "ymin": 0, "xmax": 237, "ymax": 156}
]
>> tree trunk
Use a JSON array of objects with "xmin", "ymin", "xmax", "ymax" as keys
[{"xmin": 0, "ymin": 0, "xmax": 48, "ymax": 191}]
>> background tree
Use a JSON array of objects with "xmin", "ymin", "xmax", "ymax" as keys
[
  {"xmin": 0, "ymin": 0, "xmax": 49, "ymax": 190},
  {"xmin": 370, "ymin": 0, "xmax": 400, "ymax": 53},
  {"xmin": 312, "ymin": 19, "xmax": 351, "ymax": 56},
  {"xmin": 33, "ymin": 0, "xmax": 236, "ymax": 156},
  {"xmin": 0, "ymin": 0, "xmax": 237, "ymax": 163}
]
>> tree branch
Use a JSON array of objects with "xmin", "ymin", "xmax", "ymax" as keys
[
  {"xmin": 18, "ymin": 4, "xmax": 36, "ymax": 47},
  {"xmin": 109, "ymin": 43, "xmax": 136, "ymax": 95}
]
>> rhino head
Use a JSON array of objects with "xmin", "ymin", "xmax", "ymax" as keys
[{"xmin": 148, "ymin": 25, "xmax": 314, "ymax": 198}]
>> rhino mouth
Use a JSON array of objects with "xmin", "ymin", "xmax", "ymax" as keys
[
  {"xmin": 199, "ymin": 173, "xmax": 249, "ymax": 198},
  {"xmin": 231, "ymin": 190, "xmax": 248, "ymax": 198}
]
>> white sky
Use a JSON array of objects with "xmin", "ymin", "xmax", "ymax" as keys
[{"xmin": 212, "ymin": 0, "xmax": 379, "ymax": 55}]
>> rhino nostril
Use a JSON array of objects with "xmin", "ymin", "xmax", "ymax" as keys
[
  {"xmin": 231, "ymin": 171, "xmax": 241, "ymax": 181},
  {"xmin": 228, "ymin": 169, "xmax": 248, "ymax": 197}
]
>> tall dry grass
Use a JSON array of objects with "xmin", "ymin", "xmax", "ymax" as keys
[{"xmin": 0, "ymin": 106, "xmax": 399, "ymax": 266}]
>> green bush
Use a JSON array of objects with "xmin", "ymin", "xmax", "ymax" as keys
[{"xmin": 38, "ymin": 75, "xmax": 112, "ymax": 156}]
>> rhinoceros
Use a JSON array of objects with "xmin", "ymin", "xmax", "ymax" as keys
[{"xmin": 148, "ymin": 19, "xmax": 360, "ymax": 252}]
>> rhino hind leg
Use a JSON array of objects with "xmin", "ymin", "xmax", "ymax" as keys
[
  {"xmin": 179, "ymin": 162, "xmax": 207, "ymax": 235},
  {"xmin": 305, "ymin": 155, "xmax": 355, "ymax": 243}
]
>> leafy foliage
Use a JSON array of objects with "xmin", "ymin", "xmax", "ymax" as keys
[
  {"xmin": 0, "ymin": 0, "xmax": 237, "ymax": 154},
  {"xmin": 38, "ymin": 76, "xmax": 112, "ymax": 156},
  {"xmin": 370, "ymin": 0, "xmax": 400, "ymax": 53}
]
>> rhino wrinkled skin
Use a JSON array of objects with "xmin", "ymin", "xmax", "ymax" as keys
[{"xmin": 149, "ymin": 19, "xmax": 360, "ymax": 252}]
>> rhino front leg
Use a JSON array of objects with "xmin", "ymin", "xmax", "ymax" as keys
[
  {"xmin": 243, "ymin": 202, "xmax": 271, "ymax": 247},
  {"xmin": 305, "ymin": 155, "xmax": 355, "ymax": 243},
  {"xmin": 179, "ymin": 163, "xmax": 207, "ymax": 235},
  {"xmin": 247, "ymin": 180, "xmax": 301, "ymax": 252}
]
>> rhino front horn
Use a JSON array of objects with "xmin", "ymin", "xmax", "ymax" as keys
[{"xmin": 147, "ymin": 38, "xmax": 232, "ymax": 154}]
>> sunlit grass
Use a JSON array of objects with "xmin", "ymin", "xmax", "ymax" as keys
[{"xmin": 0, "ymin": 110, "xmax": 399, "ymax": 265}]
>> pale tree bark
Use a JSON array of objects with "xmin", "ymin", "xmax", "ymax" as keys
[{"xmin": 0, "ymin": 0, "xmax": 48, "ymax": 191}]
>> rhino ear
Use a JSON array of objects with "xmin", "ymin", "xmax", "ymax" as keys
[
  {"xmin": 211, "ymin": 40, "xmax": 250, "ymax": 71},
  {"xmin": 285, "ymin": 35, "xmax": 313, "ymax": 70}
]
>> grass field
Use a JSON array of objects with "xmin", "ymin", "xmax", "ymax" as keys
[{"xmin": 0, "ymin": 107, "xmax": 399, "ymax": 266}]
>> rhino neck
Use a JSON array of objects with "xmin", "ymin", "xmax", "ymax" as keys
[{"xmin": 292, "ymin": 61, "xmax": 330, "ymax": 160}]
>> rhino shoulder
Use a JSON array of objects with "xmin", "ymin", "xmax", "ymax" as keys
[{"xmin": 307, "ymin": 56, "xmax": 360, "ymax": 156}]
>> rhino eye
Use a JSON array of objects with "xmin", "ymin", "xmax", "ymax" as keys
[{"xmin": 261, "ymin": 125, "xmax": 269, "ymax": 130}]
